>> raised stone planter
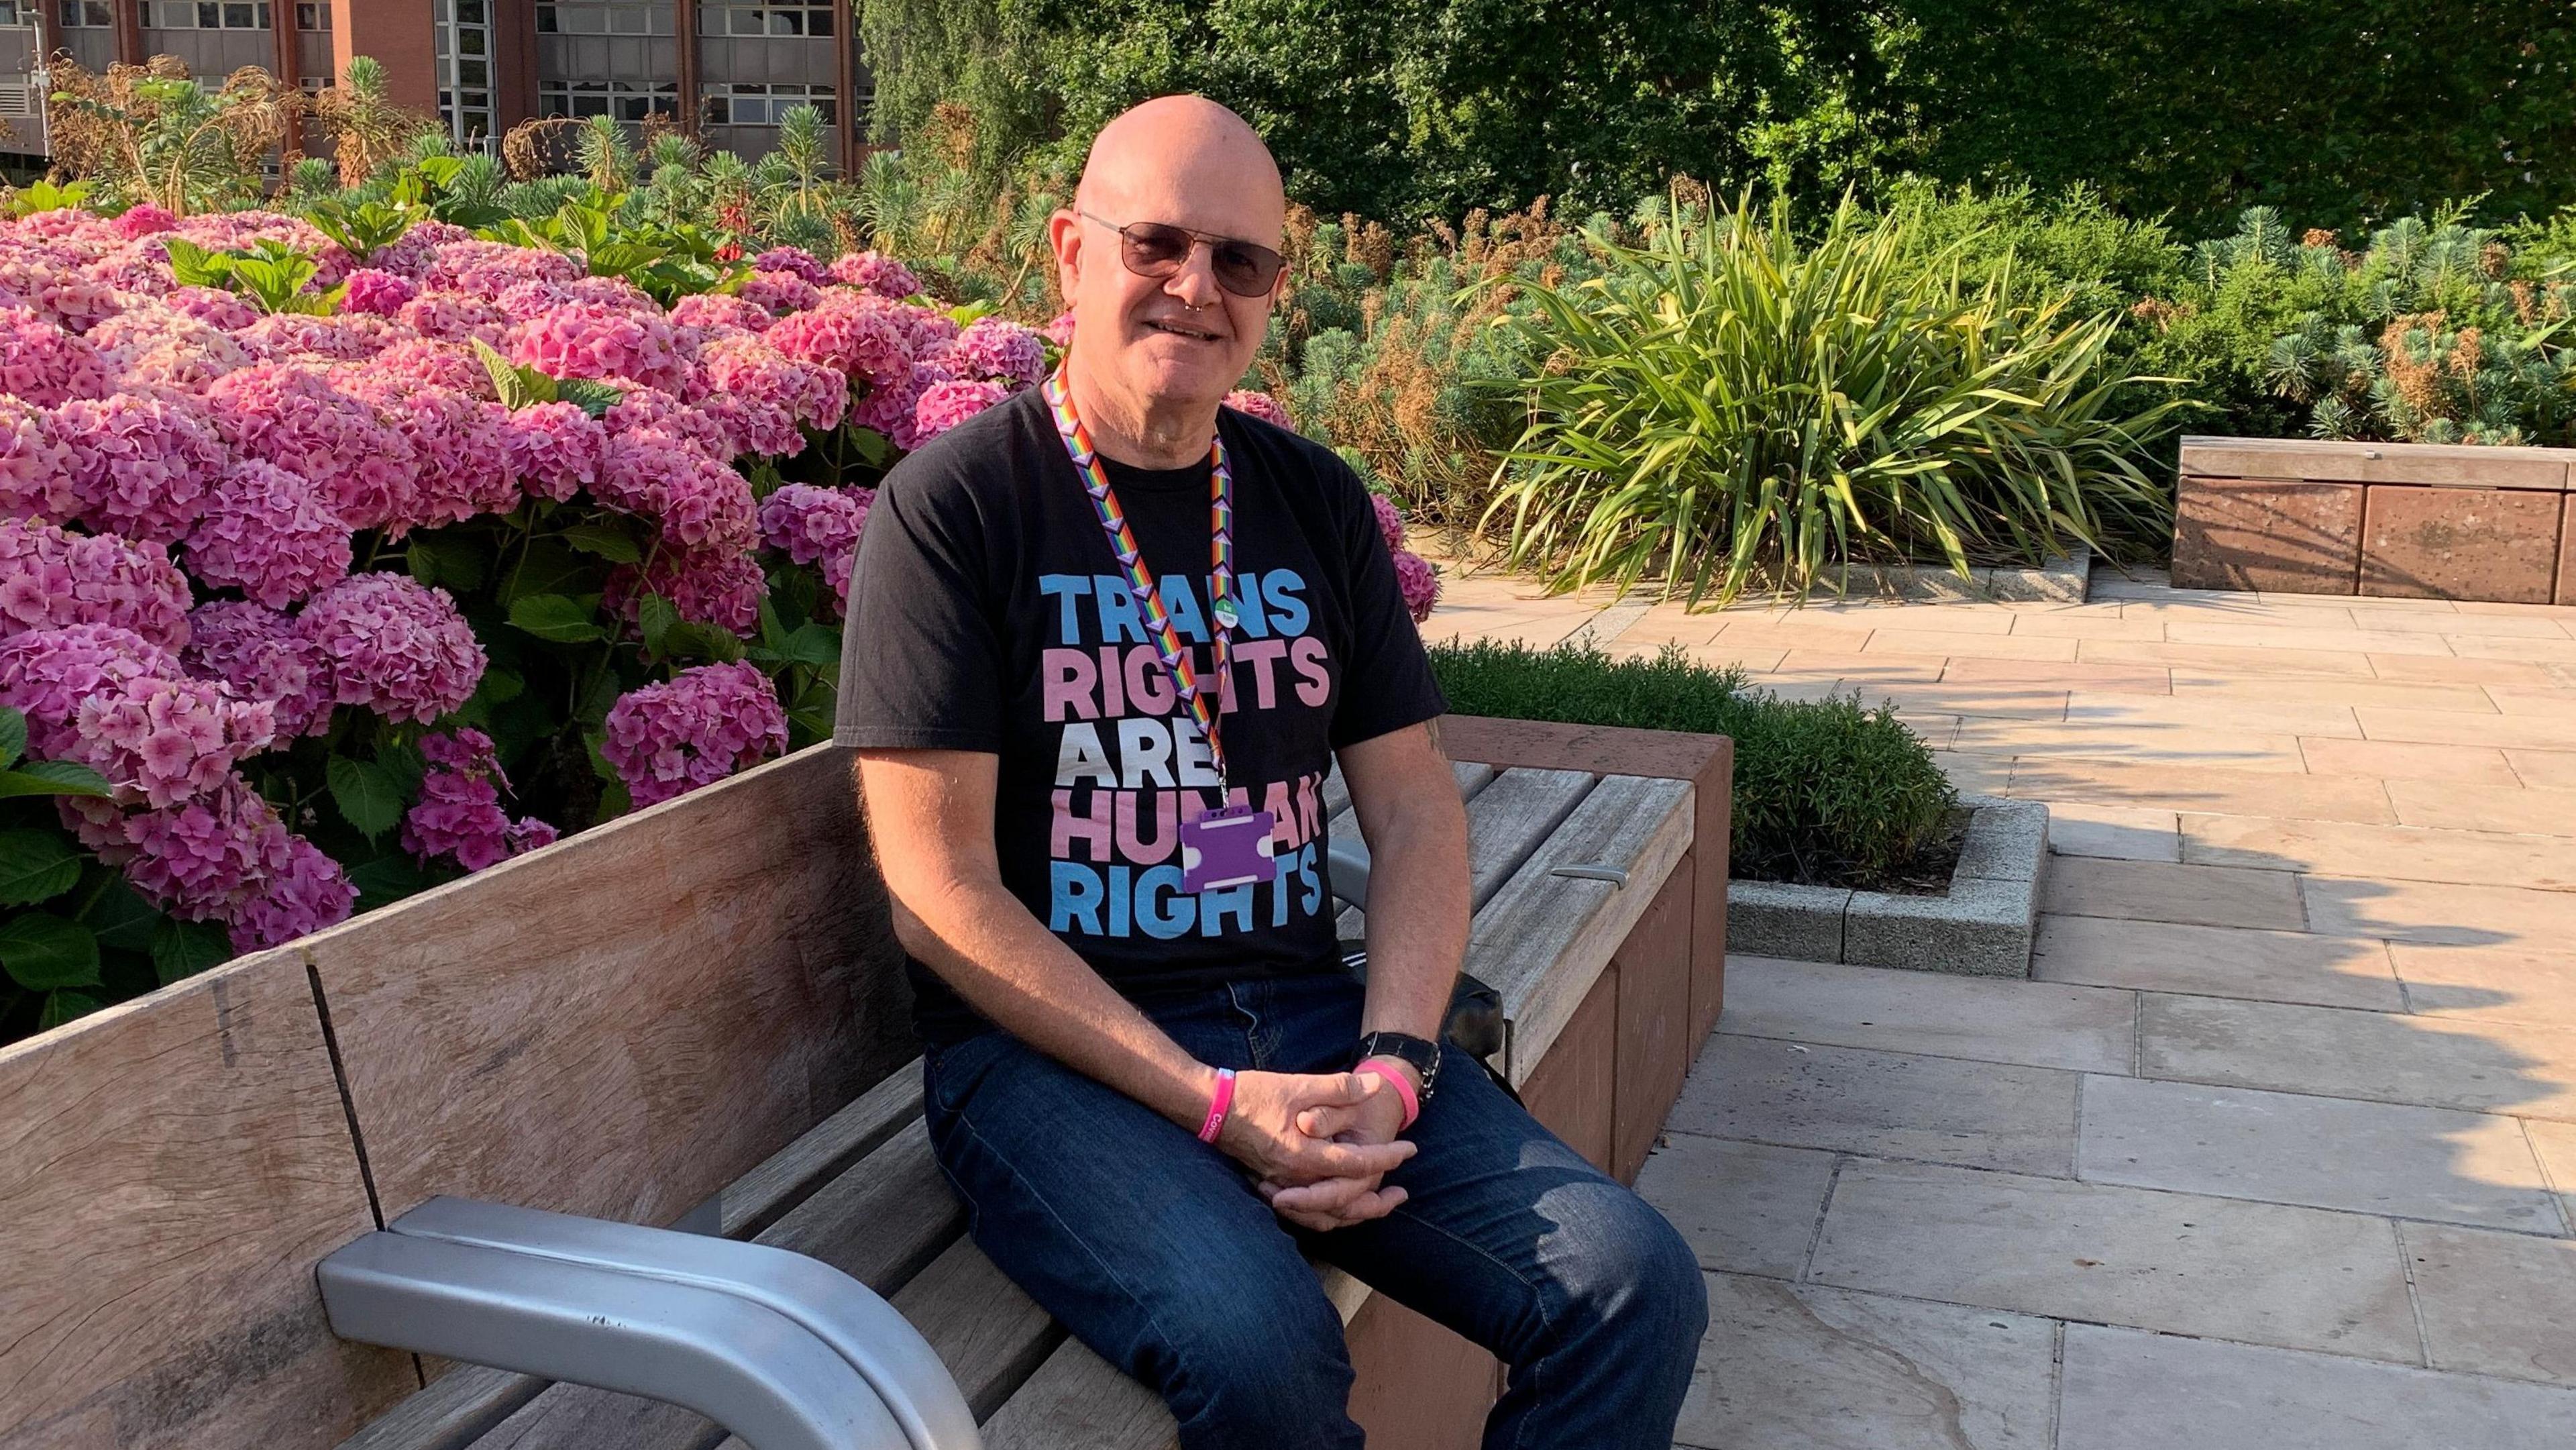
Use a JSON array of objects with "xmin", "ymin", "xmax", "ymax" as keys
[{"xmin": 1725, "ymin": 794, "xmax": 2048, "ymax": 976}]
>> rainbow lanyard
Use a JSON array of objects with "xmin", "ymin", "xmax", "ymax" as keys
[{"xmin": 1043, "ymin": 365, "xmax": 1240, "ymax": 787}]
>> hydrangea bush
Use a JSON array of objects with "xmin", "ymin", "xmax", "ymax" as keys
[{"xmin": 0, "ymin": 197, "xmax": 1440, "ymax": 1044}]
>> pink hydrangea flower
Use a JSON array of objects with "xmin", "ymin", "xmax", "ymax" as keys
[
  {"xmin": 339, "ymin": 379, "xmax": 518, "ymax": 529},
  {"xmin": 298, "ymin": 572, "xmax": 484, "ymax": 724},
  {"xmin": 1224, "ymin": 390, "xmax": 1294, "ymax": 429},
  {"xmin": 912, "ymin": 378, "xmax": 1009, "ymax": 443},
  {"xmin": 1393, "ymin": 548, "xmax": 1439, "ymax": 623},
  {"xmin": 54, "ymin": 393, "xmax": 229, "ymax": 544},
  {"xmin": 71, "ymin": 669, "xmax": 278, "ymax": 807},
  {"xmin": 227, "ymin": 832, "xmax": 356, "ymax": 951},
  {"xmin": 363, "ymin": 336, "xmax": 492, "ymax": 397},
  {"xmin": 112, "ymin": 203, "xmax": 178, "ymax": 241},
  {"xmin": 504, "ymin": 400, "xmax": 608, "ymax": 503},
  {"xmin": 117, "ymin": 774, "xmax": 296, "ymax": 919},
  {"xmin": 160, "ymin": 285, "xmax": 260, "ymax": 330},
  {"xmin": 948, "ymin": 317, "xmax": 1045, "ymax": 386},
  {"xmin": 600, "ymin": 660, "xmax": 788, "ymax": 807},
  {"xmin": 0, "ymin": 305, "xmax": 112, "ymax": 404},
  {"xmin": 739, "ymin": 268, "xmax": 822, "ymax": 316},
  {"xmin": 669, "ymin": 293, "xmax": 774, "ymax": 333},
  {"xmin": 89, "ymin": 303, "xmax": 256, "ymax": 392},
  {"xmin": 400, "ymin": 727, "xmax": 555, "ymax": 872},
  {"xmin": 692, "ymin": 333, "xmax": 845, "ymax": 454},
  {"xmin": 425, "ymin": 239, "xmax": 582, "ymax": 297},
  {"xmin": 752, "ymin": 246, "xmax": 828, "ymax": 284},
  {"xmin": 757, "ymin": 484, "xmax": 871, "ymax": 617},
  {"xmin": 850, "ymin": 362, "xmax": 934, "ymax": 450},
  {"xmin": 766, "ymin": 290, "xmax": 913, "ymax": 393},
  {"xmin": 602, "ymin": 385, "xmax": 734, "ymax": 458},
  {"xmin": 493, "ymin": 278, "xmax": 575, "ymax": 318},
  {"xmin": 185, "ymin": 460, "xmax": 354, "ymax": 608},
  {"xmin": 564, "ymin": 276, "xmax": 657, "ymax": 312},
  {"xmin": 341, "ymin": 267, "xmax": 419, "ymax": 316},
  {"xmin": 1043, "ymin": 311, "xmax": 1077, "ymax": 346},
  {"xmin": 235, "ymin": 311, "xmax": 398, "ymax": 362},
  {"xmin": 906, "ymin": 309, "xmax": 962, "ymax": 356},
  {"xmin": 396, "ymin": 290, "xmax": 511, "ymax": 344},
  {"xmin": 0, "ymin": 396, "xmax": 76, "ymax": 523},
  {"xmin": 594, "ymin": 430, "xmax": 758, "ymax": 552},
  {"xmin": 1371, "ymin": 493, "xmax": 1406, "ymax": 552},
  {"xmin": 828, "ymin": 250, "xmax": 921, "ymax": 299},
  {"xmin": 0, "ymin": 623, "xmax": 181, "ymax": 760},
  {"xmin": 182, "ymin": 600, "xmax": 335, "ymax": 737},
  {"xmin": 602, "ymin": 545, "xmax": 766, "ymax": 633},
  {"xmin": 0, "ymin": 250, "xmax": 121, "ymax": 331},
  {"xmin": 510, "ymin": 301, "xmax": 688, "ymax": 393},
  {"xmin": 203, "ymin": 362, "xmax": 417, "ymax": 530},
  {"xmin": 0, "ymin": 517, "xmax": 192, "ymax": 648}
]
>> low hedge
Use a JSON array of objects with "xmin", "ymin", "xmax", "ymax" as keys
[{"xmin": 1427, "ymin": 641, "xmax": 1957, "ymax": 887}]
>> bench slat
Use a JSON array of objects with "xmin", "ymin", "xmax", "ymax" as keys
[
  {"xmin": 1334, "ymin": 764, "xmax": 1595, "ymax": 937},
  {"xmin": 1471, "ymin": 776, "xmax": 1694, "ymax": 1085},
  {"xmin": 336, "ymin": 1367, "xmax": 542, "ymax": 1450},
  {"xmin": 713, "ymin": 1061, "xmax": 924, "ymax": 1239},
  {"xmin": 888, "ymin": 1240, "xmax": 1067, "ymax": 1421}
]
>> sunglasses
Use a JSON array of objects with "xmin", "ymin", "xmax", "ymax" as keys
[{"xmin": 1080, "ymin": 210, "xmax": 1286, "ymax": 299}]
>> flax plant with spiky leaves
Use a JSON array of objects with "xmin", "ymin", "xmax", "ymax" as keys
[
  {"xmin": 310, "ymin": 56, "xmax": 438, "ymax": 189},
  {"xmin": 1485, "ymin": 192, "xmax": 2182, "ymax": 605},
  {"xmin": 45, "ymin": 59, "xmax": 298, "ymax": 215}
]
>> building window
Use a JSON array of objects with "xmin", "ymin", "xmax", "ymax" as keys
[
  {"xmin": 57, "ymin": 1, "xmax": 115, "ymax": 25},
  {"xmin": 696, "ymin": 2, "xmax": 833, "ymax": 36},
  {"xmin": 294, "ymin": 1, "xmax": 329, "ymax": 28},
  {"xmin": 534, "ymin": 1, "xmax": 673, "ymax": 36},
  {"xmin": 701, "ymin": 83, "xmax": 834, "ymax": 127},
  {"xmin": 540, "ymin": 79, "xmax": 678, "ymax": 122},
  {"xmin": 433, "ymin": 0, "xmax": 494, "ymax": 146},
  {"xmin": 141, "ymin": 1, "xmax": 275, "ymax": 28}
]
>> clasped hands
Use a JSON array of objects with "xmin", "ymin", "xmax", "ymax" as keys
[{"xmin": 1213, "ymin": 1068, "xmax": 1417, "ymax": 1232}]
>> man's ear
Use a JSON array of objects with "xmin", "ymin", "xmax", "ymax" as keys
[{"xmin": 1049, "ymin": 209, "xmax": 1085, "ymax": 293}]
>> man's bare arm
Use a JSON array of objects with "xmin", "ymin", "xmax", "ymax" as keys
[
  {"xmin": 853, "ymin": 747, "xmax": 1413, "ymax": 1191},
  {"xmin": 1342, "ymin": 719, "xmax": 1471, "ymax": 1057}
]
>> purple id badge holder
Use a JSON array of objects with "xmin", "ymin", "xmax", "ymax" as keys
[{"xmin": 1180, "ymin": 805, "xmax": 1279, "ymax": 893}]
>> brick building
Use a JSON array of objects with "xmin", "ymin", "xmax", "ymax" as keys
[{"xmin": 0, "ymin": 0, "xmax": 871, "ymax": 167}]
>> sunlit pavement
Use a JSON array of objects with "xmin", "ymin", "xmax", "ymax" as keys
[{"xmin": 1427, "ymin": 558, "xmax": 2576, "ymax": 1449}]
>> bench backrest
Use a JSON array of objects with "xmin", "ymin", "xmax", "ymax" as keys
[{"xmin": 0, "ymin": 745, "xmax": 908, "ymax": 1449}]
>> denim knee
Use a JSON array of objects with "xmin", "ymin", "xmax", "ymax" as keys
[
  {"xmin": 1548, "ymin": 1186, "xmax": 1709, "ymax": 1363},
  {"xmin": 1160, "ymin": 1272, "xmax": 1362, "ymax": 1450}
]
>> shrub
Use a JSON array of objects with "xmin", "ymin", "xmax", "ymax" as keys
[
  {"xmin": 1483, "ymin": 193, "xmax": 2182, "ymax": 604},
  {"xmin": 1428, "ymin": 640, "xmax": 1957, "ymax": 887}
]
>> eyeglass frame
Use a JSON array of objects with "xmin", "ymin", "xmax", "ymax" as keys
[{"xmin": 1075, "ymin": 209, "xmax": 1286, "ymax": 300}]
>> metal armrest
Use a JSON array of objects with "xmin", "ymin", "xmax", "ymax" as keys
[{"xmin": 319, "ymin": 1196, "xmax": 979, "ymax": 1450}]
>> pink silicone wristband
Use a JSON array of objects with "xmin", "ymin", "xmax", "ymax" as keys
[
  {"xmin": 1197, "ymin": 1068, "xmax": 1238, "ymax": 1143},
  {"xmin": 1356, "ymin": 1059, "xmax": 1421, "ymax": 1130}
]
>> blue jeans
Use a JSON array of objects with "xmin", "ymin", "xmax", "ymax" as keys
[{"xmin": 922, "ymin": 970, "xmax": 1707, "ymax": 1449}]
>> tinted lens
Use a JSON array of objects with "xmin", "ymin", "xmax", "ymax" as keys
[
  {"xmin": 1211, "ymin": 239, "xmax": 1285, "ymax": 297},
  {"xmin": 1119, "ymin": 222, "xmax": 1195, "ymax": 276}
]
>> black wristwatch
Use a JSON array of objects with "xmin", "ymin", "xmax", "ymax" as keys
[{"xmin": 1355, "ymin": 1031, "xmax": 1442, "ymax": 1103}]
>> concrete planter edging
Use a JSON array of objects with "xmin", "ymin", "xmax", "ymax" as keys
[{"xmin": 1724, "ymin": 794, "xmax": 2049, "ymax": 976}]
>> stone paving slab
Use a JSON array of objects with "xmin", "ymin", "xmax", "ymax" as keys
[
  {"xmin": 2137, "ymin": 992, "xmax": 2576, "ymax": 1121},
  {"xmin": 2032, "ymin": 914, "xmax": 2403, "ymax": 1012},
  {"xmin": 1631, "ymin": 1132, "xmax": 1841, "ymax": 1280},
  {"xmin": 1807, "ymin": 1160, "xmax": 2420, "ymax": 1360},
  {"xmin": 2385, "ymin": 778, "xmax": 2576, "ymax": 835},
  {"xmin": 2002, "ymin": 756, "xmax": 2400, "ymax": 824},
  {"xmin": 2505, "ymin": 747, "xmax": 2576, "ymax": 788},
  {"xmin": 2055, "ymin": 1324, "xmax": 2576, "ymax": 1450},
  {"xmin": 1679, "ymin": 1274, "xmax": 2058, "ymax": 1450},
  {"xmin": 2301, "ymin": 873, "xmax": 2576, "ymax": 947},
  {"xmin": 2404, "ymin": 1222, "xmax": 2576, "ymax": 1387},
  {"xmin": 1721, "ymin": 957, "xmax": 2137, "ymax": 1075},
  {"xmin": 2390, "ymin": 942, "xmax": 2576, "ymax": 1028},
  {"xmin": 2524, "ymin": 1119, "xmax": 2576, "ymax": 1228},
  {"xmin": 2180, "ymin": 813, "xmax": 2576, "ymax": 892},
  {"xmin": 2039, "ymin": 857, "xmax": 2308, "ymax": 931},
  {"xmin": 2077, "ymin": 1074, "xmax": 2563, "ymax": 1233},
  {"xmin": 2295, "ymin": 735, "xmax": 2525, "ymax": 785},
  {"xmin": 1670, "ymin": 1036, "xmax": 2080, "ymax": 1177}
]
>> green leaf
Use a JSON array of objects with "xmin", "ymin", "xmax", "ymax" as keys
[
  {"xmin": 38, "ymin": 990, "xmax": 101, "ymax": 1032},
  {"xmin": 0, "ymin": 761, "xmax": 116, "ymax": 799},
  {"xmin": 0, "ymin": 915, "xmax": 100, "ymax": 991},
  {"xmin": 473, "ymin": 338, "xmax": 545, "ymax": 409},
  {"xmin": 663, "ymin": 620, "xmax": 746, "ymax": 664},
  {"xmin": 499, "ymin": 539, "xmax": 592, "ymax": 603},
  {"xmin": 0, "ymin": 829, "xmax": 81, "ymax": 907},
  {"xmin": 0, "ymin": 705, "xmax": 23, "ymax": 769},
  {"xmin": 636, "ymin": 592, "xmax": 680, "ymax": 657},
  {"xmin": 508, "ymin": 593, "xmax": 610, "ymax": 643},
  {"xmin": 557, "ymin": 378, "xmax": 625, "ymax": 417},
  {"xmin": 559, "ymin": 520, "xmax": 644, "ymax": 563},
  {"xmin": 847, "ymin": 426, "xmax": 895, "ymax": 468},
  {"xmin": 375, "ymin": 739, "xmax": 427, "ymax": 803},
  {"xmin": 466, "ymin": 664, "xmax": 525, "ymax": 709},
  {"xmin": 407, "ymin": 533, "xmax": 489, "ymax": 591},
  {"xmin": 150, "ymin": 918, "xmax": 232, "ymax": 984},
  {"xmin": 326, "ymin": 756, "xmax": 402, "ymax": 841},
  {"xmin": 80, "ymin": 874, "xmax": 159, "ymax": 953},
  {"xmin": 573, "ymin": 670, "xmax": 623, "ymax": 727},
  {"xmin": 347, "ymin": 853, "xmax": 437, "ymax": 914}
]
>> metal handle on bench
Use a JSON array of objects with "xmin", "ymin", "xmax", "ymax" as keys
[{"xmin": 319, "ymin": 1196, "xmax": 979, "ymax": 1450}]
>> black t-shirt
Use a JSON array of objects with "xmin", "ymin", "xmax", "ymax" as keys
[{"xmin": 835, "ymin": 386, "xmax": 1448, "ymax": 1043}]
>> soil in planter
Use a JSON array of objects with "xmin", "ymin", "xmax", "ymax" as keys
[{"xmin": 1735, "ymin": 806, "xmax": 1969, "ymax": 896}]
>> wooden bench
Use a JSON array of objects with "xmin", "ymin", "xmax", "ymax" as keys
[{"xmin": 0, "ymin": 718, "xmax": 1730, "ymax": 1450}]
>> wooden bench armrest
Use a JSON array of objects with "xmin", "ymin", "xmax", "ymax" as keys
[{"xmin": 320, "ymin": 1196, "xmax": 979, "ymax": 1450}]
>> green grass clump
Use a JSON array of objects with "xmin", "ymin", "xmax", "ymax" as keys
[{"xmin": 1429, "ymin": 640, "xmax": 1957, "ymax": 887}]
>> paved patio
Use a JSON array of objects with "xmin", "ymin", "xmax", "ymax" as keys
[{"xmin": 1426, "ymin": 562, "xmax": 2576, "ymax": 1449}]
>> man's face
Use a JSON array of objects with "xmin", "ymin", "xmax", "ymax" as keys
[{"xmin": 1052, "ymin": 166, "xmax": 1283, "ymax": 411}]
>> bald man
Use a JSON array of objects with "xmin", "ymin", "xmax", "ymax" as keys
[{"xmin": 836, "ymin": 96, "xmax": 1703, "ymax": 1449}]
